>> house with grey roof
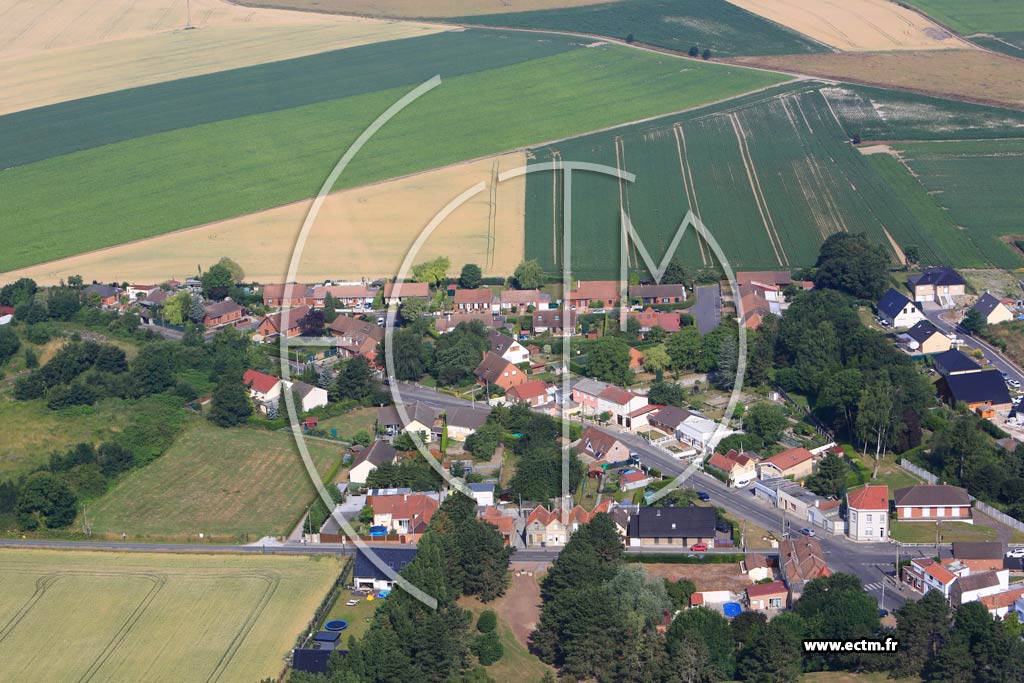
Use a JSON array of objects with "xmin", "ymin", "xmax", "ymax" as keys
[
  {"xmin": 973, "ymin": 292, "xmax": 1014, "ymax": 325},
  {"xmin": 877, "ymin": 287, "xmax": 924, "ymax": 329}
]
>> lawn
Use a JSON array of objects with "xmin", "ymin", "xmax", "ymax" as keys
[
  {"xmin": 0, "ymin": 44, "xmax": 786, "ymax": 273},
  {"xmin": 845, "ymin": 451, "xmax": 924, "ymax": 494},
  {"xmin": 895, "ymin": 139, "xmax": 1024, "ymax": 269},
  {"xmin": 459, "ymin": 592, "xmax": 553, "ymax": 683},
  {"xmin": 0, "ymin": 548, "xmax": 341, "ymax": 683},
  {"xmin": 84, "ymin": 422, "xmax": 343, "ymax": 541},
  {"xmin": 318, "ymin": 407, "xmax": 378, "ymax": 442},
  {"xmin": 890, "ymin": 520, "xmax": 998, "ymax": 544},
  {"xmin": 803, "ymin": 673, "xmax": 921, "ymax": 683},
  {"xmin": 321, "ymin": 585, "xmax": 381, "ymax": 643},
  {"xmin": 575, "ymin": 472, "xmax": 601, "ymax": 509},
  {"xmin": 451, "ymin": 0, "xmax": 826, "ymax": 56},
  {"xmin": 525, "ymin": 82, "xmax": 939, "ymax": 276}
]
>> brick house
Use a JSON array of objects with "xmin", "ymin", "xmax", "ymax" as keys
[
  {"xmin": 262, "ymin": 283, "xmax": 309, "ymax": 307},
  {"xmin": 475, "ymin": 352, "xmax": 528, "ymax": 391},
  {"xmin": 381, "ymin": 281, "xmax": 430, "ymax": 307},
  {"xmin": 533, "ymin": 308, "xmax": 576, "ymax": 336},
  {"xmin": 454, "ymin": 288, "xmax": 494, "ymax": 312},
  {"xmin": 630, "ymin": 307, "xmax": 681, "ymax": 333},
  {"xmin": 746, "ymin": 581, "xmax": 788, "ymax": 611},
  {"xmin": 779, "ymin": 538, "xmax": 830, "ymax": 601},
  {"xmin": 203, "ymin": 299, "xmax": 245, "ymax": 328},
  {"xmin": 951, "ymin": 542, "xmax": 1005, "ymax": 572},
  {"xmin": 499, "ymin": 289, "xmax": 547, "ymax": 311},
  {"xmin": 566, "ymin": 280, "xmax": 620, "ymax": 309},
  {"xmin": 328, "ymin": 316, "xmax": 384, "ymax": 364},
  {"xmin": 256, "ymin": 305, "xmax": 310, "ymax": 340},
  {"xmin": 893, "ymin": 484, "xmax": 972, "ymax": 523},
  {"xmin": 629, "ymin": 283, "xmax": 686, "ymax": 305}
]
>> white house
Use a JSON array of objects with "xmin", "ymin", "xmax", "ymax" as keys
[
  {"xmin": 349, "ymin": 440, "xmax": 398, "ymax": 484},
  {"xmin": 677, "ymin": 412, "xmax": 732, "ymax": 454},
  {"xmin": 353, "ymin": 547, "xmax": 416, "ymax": 591},
  {"xmin": 877, "ymin": 288, "xmax": 925, "ymax": 329},
  {"xmin": 286, "ymin": 380, "xmax": 329, "ymax": 412},
  {"xmin": 488, "ymin": 330, "xmax": 530, "ymax": 365},
  {"xmin": 242, "ymin": 369, "xmax": 282, "ymax": 407},
  {"xmin": 846, "ymin": 485, "xmax": 889, "ymax": 542},
  {"xmin": 597, "ymin": 386, "xmax": 649, "ymax": 430},
  {"xmin": 468, "ymin": 483, "xmax": 496, "ymax": 507}
]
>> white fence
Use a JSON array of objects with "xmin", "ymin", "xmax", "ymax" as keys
[{"xmin": 900, "ymin": 459, "xmax": 938, "ymax": 485}]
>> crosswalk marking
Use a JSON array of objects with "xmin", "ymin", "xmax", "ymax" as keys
[{"xmin": 864, "ymin": 582, "xmax": 883, "ymax": 592}]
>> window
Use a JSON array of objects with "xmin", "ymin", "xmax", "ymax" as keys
[
  {"xmin": 866, "ymin": 514, "xmax": 873, "ymax": 523},
  {"xmin": 769, "ymin": 598, "xmax": 783, "ymax": 608},
  {"xmin": 866, "ymin": 528, "xmax": 873, "ymax": 537}
]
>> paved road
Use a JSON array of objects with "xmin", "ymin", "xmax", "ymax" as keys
[
  {"xmin": 924, "ymin": 308, "xmax": 1024, "ymax": 385},
  {"xmin": 694, "ymin": 284, "xmax": 722, "ymax": 336},
  {"xmin": 393, "ymin": 383, "xmax": 919, "ymax": 609}
]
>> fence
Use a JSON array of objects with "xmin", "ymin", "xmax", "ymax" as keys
[
  {"xmin": 899, "ymin": 459, "xmax": 1024, "ymax": 532},
  {"xmin": 975, "ymin": 500, "xmax": 1024, "ymax": 532},
  {"xmin": 899, "ymin": 459, "xmax": 938, "ymax": 484}
]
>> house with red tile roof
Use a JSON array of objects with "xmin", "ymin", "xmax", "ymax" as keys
[
  {"xmin": 475, "ymin": 352, "xmax": 528, "ymax": 391},
  {"xmin": 243, "ymin": 369, "xmax": 282, "ymax": 406},
  {"xmin": 366, "ymin": 493, "xmax": 439, "ymax": 534},
  {"xmin": 706, "ymin": 449, "xmax": 758, "ymax": 487},
  {"xmin": 577, "ymin": 427, "xmax": 630, "ymax": 462},
  {"xmin": 454, "ymin": 288, "xmax": 494, "ymax": 312},
  {"xmin": 478, "ymin": 506, "xmax": 520, "ymax": 545},
  {"xmin": 524, "ymin": 500, "xmax": 613, "ymax": 547},
  {"xmin": 846, "ymin": 484, "xmax": 889, "ymax": 541},
  {"xmin": 203, "ymin": 299, "xmax": 245, "ymax": 329},
  {"xmin": 779, "ymin": 537, "xmax": 830, "ymax": 601},
  {"xmin": 903, "ymin": 557, "xmax": 966, "ymax": 599},
  {"xmin": 746, "ymin": 580, "xmax": 788, "ymax": 611},
  {"xmin": 629, "ymin": 307, "xmax": 681, "ymax": 334},
  {"xmin": 262, "ymin": 283, "xmax": 309, "ymax": 307},
  {"xmin": 307, "ymin": 284, "xmax": 377, "ymax": 309},
  {"xmin": 566, "ymin": 280, "xmax": 620, "ymax": 309},
  {"xmin": 381, "ymin": 281, "xmax": 430, "ymax": 307},
  {"xmin": 620, "ymin": 470, "xmax": 654, "ymax": 491},
  {"xmin": 893, "ymin": 484, "xmax": 972, "ymax": 524},
  {"xmin": 757, "ymin": 447, "xmax": 816, "ymax": 481},
  {"xmin": 506, "ymin": 379, "xmax": 553, "ymax": 407},
  {"xmin": 256, "ymin": 305, "xmax": 310, "ymax": 340},
  {"xmin": 597, "ymin": 385, "xmax": 649, "ymax": 429},
  {"xmin": 499, "ymin": 288, "xmax": 547, "ymax": 311}
]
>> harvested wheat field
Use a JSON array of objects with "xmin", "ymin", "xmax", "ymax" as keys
[
  {"xmin": 0, "ymin": 549, "xmax": 342, "ymax": 683},
  {"xmin": 238, "ymin": 0, "xmax": 615, "ymax": 19},
  {"xmin": 4, "ymin": 152, "xmax": 527, "ymax": 285},
  {"xmin": 0, "ymin": 0, "xmax": 444, "ymax": 114},
  {"xmin": 729, "ymin": 50, "xmax": 1024, "ymax": 110},
  {"xmin": 725, "ymin": 0, "xmax": 969, "ymax": 51}
]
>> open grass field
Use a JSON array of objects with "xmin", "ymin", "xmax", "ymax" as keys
[
  {"xmin": 0, "ymin": 397, "xmax": 141, "ymax": 479},
  {"xmin": 318, "ymin": 407, "xmax": 379, "ymax": 442},
  {"xmin": 0, "ymin": 44, "xmax": 786, "ymax": 275},
  {"xmin": 0, "ymin": 548, "xmax": 341, "ymax": 683},
  {"xmin": 893, "ymin": 138, "xmax": 1024, "ymax": 270},
  {"xmin": 728, "ymin": 50, "xmax": 1024, "ymax": 111},
  {"xmin": 725, "ymin": 0, "xmax": 968, "ymax": 51},
  {"xmin": 0, "ymin": 30, "xmax": 578, "ymax": 169},
  {"xmin": 820, "ymin": 84, "xmax": 1024, "ymax": 142},
  {"xmin": 981, "ymin": 321, "xmax": 1024, "ymax": 373},
  {"xmin": 3, "ymin": 151, "xmax": 527, "ymax": 285},
  {"xmin": 84, "ymin": 422, "xmax": 343, "ymax": 541},
  {"xmin": 242, "ymin": 0, "xmax": 616, "ymax": 18},
  {"xmin": 451, "ymin": 0, "xmax": 826, "ymax": 56},
  {"xmin": 524, "ymin": 81, "xmax": 959, "ymax": 277},
  {"xmin": 803, "ymin": 674, "xmax": 921, "ymax": 683},
  {"xmin": 890, "ymin": 520, "xmax": 999, "ymax": 544}
]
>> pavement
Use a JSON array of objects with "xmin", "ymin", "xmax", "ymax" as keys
[
  {"xmin": 693, "ymin": 284, "xmax": 722, "ymax": 336},
  {"xmin": 923, "ymin": 307, "xmax": 1024, "ymax": 384},
  {"xmin": 392, "ymin": 383, "xmax": 920, "ymax": 609}
]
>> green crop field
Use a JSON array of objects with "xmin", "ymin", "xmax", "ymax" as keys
[
  {"xmin": 450, "ymin": 0, "xmax": 826, "ymax": 56},
  {"xmin": 905, "ymin": 0, "xmax": 1024, "ymax": 34},
  {"xmin": 864, "ymin": 154, "xmax": 989, "ymax": 268},
  {"xmin": 0, "ymin": 548, "xmax": 341, "ymax": 683},
  {"xmin": 0, "ymin": 45, "xmax": 786, "ymax": 273},
  {"xmin": 906, "ymin": 0, "xmax": 1024, "ymax": 55},
  {"xmin": 525, "ymin": 82, "xmax": 958, "ymax": 277},
  {"xmin": 894, "ymin": 138, "xmax": 1024, "ymax": 270},
  {"xmin": 820, "ymin": 84, "xmax": 1024, "ymax": 142},
  {"xmin": 0, "ymin": 29, "xmax": 580, "ymax": 170},
  {"xmin": 84, "ymin": 422, "xmax": 342, "ymax": 541}
]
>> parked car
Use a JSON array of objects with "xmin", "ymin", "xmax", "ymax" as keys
[
  {"xmin": 716, "ymin": 522, "xmax": 733, "ymax": 534},
  {"xmin": 690, "ymin": 542, "xmax": 708, "ymax": 552},
  {"xmin": 1008, "ymin": 379, "xmax": 1021, "ymax": 389},
  {"xmin": 1006, "ymin": 549, "xmax": 1024, "ymax": 559},
  {"xmin": 696, "ymin": 491, "xmax": 711, "ymax": 501},
  {"xmin": 798, "ymin": 527, "xmax": 816, "ymax": 537}
]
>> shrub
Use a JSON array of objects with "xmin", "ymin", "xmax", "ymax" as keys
[
  {"xmin": 473, "ymin": 631, "xmax": 503, "ymax": 665},
  {"xmin": 477, "ymin": 610, "xmax": 497, "ymax": 634}
]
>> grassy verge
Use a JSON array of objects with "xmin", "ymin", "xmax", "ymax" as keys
[{"xmin": 890, "ymin": 520, "xmax": 998, "ymax": 544}]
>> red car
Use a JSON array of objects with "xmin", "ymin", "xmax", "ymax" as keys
[{"xmin": 690, "ymin": 542, "xmax": 708, "ymax": 552}]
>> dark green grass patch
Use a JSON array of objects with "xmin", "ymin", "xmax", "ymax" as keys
[
  {"xmin": 0, "ymin": 30, "xmax": 580, "ymax": 170},
  {"xmin": 0, "ymin": 46, "xmax": 786, "ymax": 272},
  {"xmin": 449, "ymin": 0, "xmax": 826, "ymax": 57}
]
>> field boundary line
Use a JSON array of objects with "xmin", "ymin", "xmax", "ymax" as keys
[
  {"xmin": 728, "ymin": 112, "xmax": 785, "ymax": 266},
  {"xmin": 674, "ymin": 122, "xmax": 708, "ymax": 266},
  {"xmin": 79, "ymin": 574, "xmax": 167, "ymax": 683},
  {"xmin": 207, "ymin": 573, "xmax": 281, "ymax": 683},
  {"xmin": 0, "ymin": 573, "xmax": 58, "ymax": 643}
]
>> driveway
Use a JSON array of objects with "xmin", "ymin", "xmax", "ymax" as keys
[{"xmin": 694, "ymin": 284, "xmax": 722, "ymax": 335}]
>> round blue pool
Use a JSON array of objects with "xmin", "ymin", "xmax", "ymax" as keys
[
  {"xmin": 368, "ymin": 525, "xmax": 387, "ymax": 537},
  {"xmin": 325, "ymin": 620, "xmax": 349, "ymax": 631},
  {"xmin": 723, "ymin": 602, "xmax": 742, "ymax": 618}
]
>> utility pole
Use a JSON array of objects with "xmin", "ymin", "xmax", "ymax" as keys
[{"xmin": 185, "ymin": 0, "xmax": 193, "ymax": 29}]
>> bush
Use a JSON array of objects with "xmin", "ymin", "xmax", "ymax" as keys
[
  {"xmin": 473, "ymin": 631, "xmax": 503, "ymax": 665},
  {"xmin": 477, "ymin": 610, "xmax": 497, "ymax": 634}
]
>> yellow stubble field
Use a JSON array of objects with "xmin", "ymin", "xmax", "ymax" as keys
[
  {"xmin": 0, "ymin": 0, "xmax": 446, "ymax": 114},
  {"xmin": 2, "ymin": 151, "xmax": 527, "ymax": 285}
]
